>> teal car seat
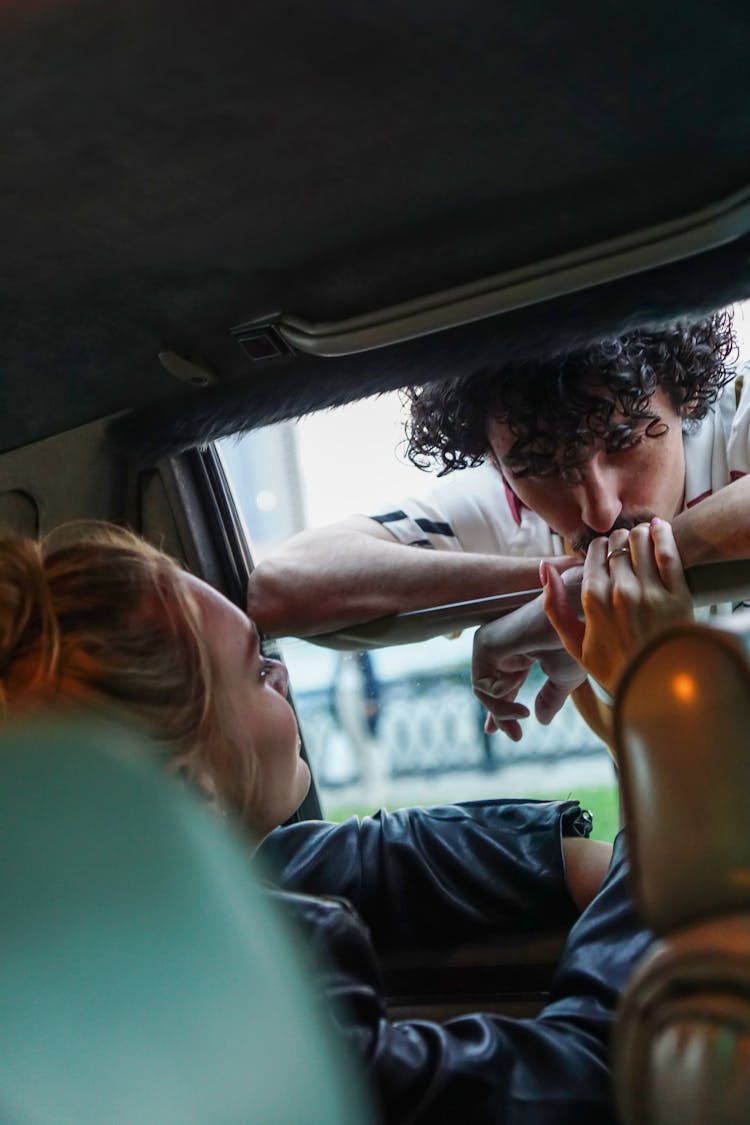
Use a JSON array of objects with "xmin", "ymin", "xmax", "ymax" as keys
[{"xmin": 0, "ymin": 718, "xmax": 368, "ymax": 1124}]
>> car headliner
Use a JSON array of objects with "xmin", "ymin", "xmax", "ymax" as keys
[{"xmin": 2, "ymin": 1, "xmax": 750, "ymax": 459}]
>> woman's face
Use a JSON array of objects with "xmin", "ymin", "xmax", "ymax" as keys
[{"xmin": 184, "ymin": 575, "xmax": 310, "ymax": 837}]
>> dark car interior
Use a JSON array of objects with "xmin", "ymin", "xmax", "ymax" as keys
[{"xmin": 1, "ymin": 2, "xmax": 750, "ymax": 1121}]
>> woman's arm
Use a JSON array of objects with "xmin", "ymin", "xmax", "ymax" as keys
[
  {"xmin": 258, "ymin": 800, "xmax": 607, "ymax": 949},
  {"xmin": 281, "ymin": 831, "xmax": 650, "ymax": 1125}
]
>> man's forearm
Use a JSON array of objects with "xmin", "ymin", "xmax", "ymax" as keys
[
  {"xmin": 247, "ymin": 518, "xmax": 574, "ymax": 638},
  {"xmin": 672, "ymin": 475, "xmax": 750, "ymax": 566}
]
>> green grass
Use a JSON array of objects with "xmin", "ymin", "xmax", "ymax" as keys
[
  {"xmin": 324, "ymin": 782, "xmax": 621, "ymax": 842},
  {"xmin": 545, "ymin": 783, "xmax": 621, "ymax": 843}
]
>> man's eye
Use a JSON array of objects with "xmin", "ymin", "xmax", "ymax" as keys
[
  {"xmin": 609, "ymin": 435, "xmax": 644, "ymax": 456},
  {"xmin": 509, "ymin": 465, "xmax": 558, "ymax": 482}
]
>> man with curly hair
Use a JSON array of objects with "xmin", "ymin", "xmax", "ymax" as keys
[{"xmin": 249, "ymin": 309, "xmax": 749, "ymax": 738}]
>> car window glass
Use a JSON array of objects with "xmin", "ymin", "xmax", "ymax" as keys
[{"xmin": 217, "ymin": 396, "xmax": 622, "ymax": 841}]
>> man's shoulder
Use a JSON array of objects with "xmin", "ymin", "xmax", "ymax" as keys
[
  {"xmin": 370, "ymin": 461, "xmax": 557, "ymax": 555},
  {"xmin": 683, "ymin": 376, "xmax": 748, "ymax": 506}
]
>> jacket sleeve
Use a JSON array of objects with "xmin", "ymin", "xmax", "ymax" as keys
[
  {"xmin": 257, "ymin": 799, "xmax": 591, "ymax": 949},
  {"xmin": 278, "ymin": 831, "xmax": 654, "ymax": 1125}
]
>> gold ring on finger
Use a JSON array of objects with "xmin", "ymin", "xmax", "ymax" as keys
[{"xmin": 606, "ymin": 546, "xmax": 630, "ymax": 563}]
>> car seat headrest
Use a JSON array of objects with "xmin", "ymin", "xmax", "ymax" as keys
[
  {"xmin": 0, "ymin": 717, "xmax": 367, "ymax": 1124},
  {"xmin": 613, "ymin": 624, "xmax": 750, "ymax": 937},
  {"xmin": 613, "ymin": 625, "xmax": 750, "ymax": 1125}
]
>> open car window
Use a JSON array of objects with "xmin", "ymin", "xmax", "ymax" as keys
[
  {"xmin": 216, "ymin": 301, "xmax": 750, "ymax": 839},
  {"xmin": 217, "ymin": 398, "xmax": 620, "ymax": 839}
]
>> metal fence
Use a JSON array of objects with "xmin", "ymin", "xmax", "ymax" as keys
[{"xmin": 295, "ymin": 664, "xmax": 605, "ymax": 789}]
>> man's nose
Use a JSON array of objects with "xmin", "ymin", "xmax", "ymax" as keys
[{"xmin": 575, "ymin": 461, "xmax": 623, "ymax": 533}]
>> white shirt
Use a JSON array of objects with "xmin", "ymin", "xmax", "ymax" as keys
[{"xmin": 370, "ymin": 378, "xmax": 750, "ymax": 615}]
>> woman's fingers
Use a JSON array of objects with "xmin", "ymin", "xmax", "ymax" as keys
[
  {"xmin": 627, "ymin": 522, "xmax": 659, "ymax": 586},
  {"xmin": 542, "ymin": 561, "xmax": 584, "ymax": 662},
  {"xmin": 650, "ymin": 517, "xmax": 691, "ymax": 596},
  {"xmin": 580, "ymin": 535, "xmax": 613, "ymax": 616},
  {"xmin": 582, "ymin": 534, "xmax": 610, "ymax": 588},
  {"xmin": 604, "ymin": 528, "xmax": 641, "ymax": 606}
]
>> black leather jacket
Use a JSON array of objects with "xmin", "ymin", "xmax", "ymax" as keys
[{"xmin": 258, "ymin": 801, "xmax": 653, "ymax": 1125}]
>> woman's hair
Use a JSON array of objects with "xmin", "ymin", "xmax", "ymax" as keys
[
  {"xmin": 403, "ymin": 310, "xmax": 737, "ymax": 481},
  {"xmin": 0, "ymin": 523, "xmax": 253, "ymax": 816}
]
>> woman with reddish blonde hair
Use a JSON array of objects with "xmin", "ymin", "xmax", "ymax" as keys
[
  {"xmin": 0, "ymin": 523, "xmax": 309, "ymax": 835},
  {"xmin": 0, "ymin": 521, "xmax": 656, "ymax": 1124}
]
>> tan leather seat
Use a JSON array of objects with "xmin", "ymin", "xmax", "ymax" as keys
[{"xmin": 612, "ymin": 625, "xmax": 750, "ymax": 1125}]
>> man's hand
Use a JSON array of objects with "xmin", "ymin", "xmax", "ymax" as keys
[{"xmin": 472, "ymin": 572, "xmax": 587, "ymax": 741}]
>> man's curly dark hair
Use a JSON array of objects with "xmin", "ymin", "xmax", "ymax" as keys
[{"xmin": 404, "ymin": 310, "xmax": 737, "ymax": 483}]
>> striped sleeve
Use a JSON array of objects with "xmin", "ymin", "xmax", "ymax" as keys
[{"xmin": 368, "ymin": 461, "xmax": 558, "ymax": 555}]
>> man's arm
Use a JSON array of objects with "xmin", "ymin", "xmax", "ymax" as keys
[
  {"xmin": 248, "ymin": 513, "xmax": 572, "ymax": 638},
  {"xmin": 672, "ymin": 474, "xmax": 750, "ymax": 565},
  {"xmin": 472, "ymin": 573, "xmax": 588, "ymax": 740}
]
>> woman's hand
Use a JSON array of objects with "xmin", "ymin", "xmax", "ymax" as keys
[{"xmin": 541, "ymin": 518, "xmax": 693, "ymax": 696}]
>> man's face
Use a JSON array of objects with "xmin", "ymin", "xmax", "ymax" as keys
[{"xmin": 486, "ymin": 389, "xmax": 687, "ymax": 553}]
